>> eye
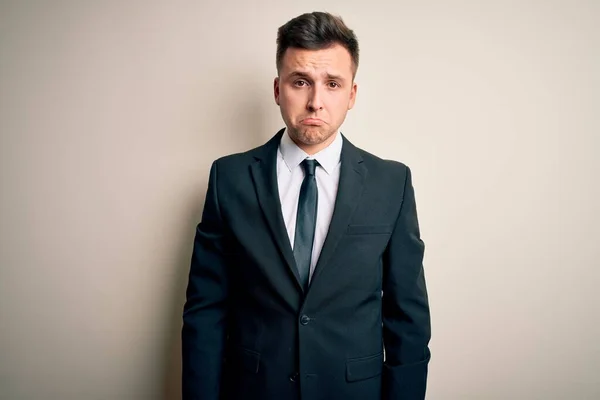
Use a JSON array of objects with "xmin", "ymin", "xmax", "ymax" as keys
[
  {"xmin": 294, "ymin": 80, "xmax": 309, "ymax": 87},
  {"xmin": 328, "ymin": 81, "xmax": 340, "ymax": 88}
]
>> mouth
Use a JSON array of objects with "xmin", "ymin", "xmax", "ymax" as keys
[{"xmin": 301, "ymin": 118, "xmax": 325, "ymax": 126}]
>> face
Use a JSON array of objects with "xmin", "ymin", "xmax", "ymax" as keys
[{"xmin": 274, "ymin": 44, "xmax": 357, "ymax": 154}]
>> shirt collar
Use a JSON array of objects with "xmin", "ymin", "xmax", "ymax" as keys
[{"xmin": 279, "ymin": 128, "xmax": 343, "ymax": 175}]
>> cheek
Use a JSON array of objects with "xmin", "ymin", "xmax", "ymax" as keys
[
  {"xmin": 330, "ymin": 94, "xmax": 351, "ymax": 114},
  {"xmin": 280, "ymin": 90, "xmax": 304, "ymax": 110}
]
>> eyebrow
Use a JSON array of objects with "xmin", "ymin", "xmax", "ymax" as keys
[
  {"xmin": 325, "ymin": 73, "xmax": 344, "ymax": 81},
  {"xmin": 286, "ymin": 71, "xmax": 309, "ymax": 80},
  {"xmin": 286, "ymin": 71, "xmax": 346, "ymax": 81}
]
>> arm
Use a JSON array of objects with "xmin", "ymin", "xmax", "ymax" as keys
[
  {"xmin": 382, "ymin": 166, "xmax": 431, "ymax": 400},
  {"xmin": 182, "ymin": 160, "xmax": 230, "ymax": 400}
]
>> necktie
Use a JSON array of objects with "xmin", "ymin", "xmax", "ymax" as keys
[{"xmin": 293, "ymin": 159, "xmax": 318, "ymax": 292}]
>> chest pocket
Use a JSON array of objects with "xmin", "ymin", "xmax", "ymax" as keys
[{"xmin": 346, "ymin": 224, "xmax": 393, "ymax": 235}]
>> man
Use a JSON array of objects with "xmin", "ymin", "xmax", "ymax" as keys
[{"xmin": 182, "ymin": 11, "xmax": 431, "ymax": 400}]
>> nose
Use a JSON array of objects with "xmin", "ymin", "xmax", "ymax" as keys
[{"xmin": 307, "ymin": 86, "xmax": 324, "ymax": 112}]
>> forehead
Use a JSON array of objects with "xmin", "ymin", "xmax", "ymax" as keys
[{"xmin": 280, "ymin": 44, "xmax": 354, "ymax": 78}]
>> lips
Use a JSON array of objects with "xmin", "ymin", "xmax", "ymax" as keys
[{"xmin": 301, "ymin": 118, "xmax": 325, "ymax": 125}]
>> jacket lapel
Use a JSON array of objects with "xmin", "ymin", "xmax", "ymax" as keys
[
  {"xmin": 311, "ymin": 136, "xmax": 367, "ymax": 285},
  {"xmin": 249, "ymin": 129, "xmax": 304, "ymax": 292}
]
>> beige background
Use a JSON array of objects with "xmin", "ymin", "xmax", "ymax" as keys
[{"xmin": 1, "ymin": 1, "xmax": 599, "ymax": 399}]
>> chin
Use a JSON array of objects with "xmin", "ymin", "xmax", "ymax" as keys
[{"xmin": 296, "ymin": 127, "xmax": 333, "ymax": 145}]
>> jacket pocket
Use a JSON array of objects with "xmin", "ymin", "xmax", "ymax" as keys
[
  {"xmin": 346, "ymin": 352, "xmax": 384, "ymax": 382},
  {"xmin": 346, "ymin": 224, "xmax": 393, "ymax": 235},
  {"xmin": 232, "ymin": 347, "xmax": 260, "ymax": 374}
]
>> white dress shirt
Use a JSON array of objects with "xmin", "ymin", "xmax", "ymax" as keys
[{"xmin": 277, "ymin": 129, "xmax": 343, "ymax": 280}]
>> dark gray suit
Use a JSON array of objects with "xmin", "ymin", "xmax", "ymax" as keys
[{"xmin": 182, "ymin": 129, "xmax": 431, "ymax": 400}]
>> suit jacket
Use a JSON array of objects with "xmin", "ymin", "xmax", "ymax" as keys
[{"xmin": 182, "ymin": 129, "xmax": 431, "ymax": 400}]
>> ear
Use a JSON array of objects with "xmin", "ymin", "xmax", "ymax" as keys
[
  {"xmin": 348, "ymin": 81, "xmax": 358, "ymax": 110},
  {"xmin": 274, "ymin": 77, "xmax": 280, "ymax": 105}
]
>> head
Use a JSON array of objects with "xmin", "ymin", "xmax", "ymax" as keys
[{"xmin": 274, "ymin": 12, "xmax": 359, "ymax": 154}]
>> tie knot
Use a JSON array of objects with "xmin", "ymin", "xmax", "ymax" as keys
[{"xmin": 302, "ymin": 159, "xmax": 318, "ymax": 176}]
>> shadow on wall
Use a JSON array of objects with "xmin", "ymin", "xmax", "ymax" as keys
[{"xmin": 161, "ymin": 84, "xmax": 275, "ymax": 400}]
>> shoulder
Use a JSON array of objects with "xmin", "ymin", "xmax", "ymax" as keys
[
  {"xmin": 210, "ymin": 131, "xmax": 282, "ymax": 172},
  {"xmin": 203, "ymin": 141, "xmax": 279, "ymax": 195},
  {"xmin": 354, "ymin": 145, "xmax": 411, "ymax": 180},
  {"xmin": 346, "ymin": 141, "xmax": 417, "ymax": 196},
  {"xmin": 208, "ymin": 142, "xmax": 267, "ymax": 173}
]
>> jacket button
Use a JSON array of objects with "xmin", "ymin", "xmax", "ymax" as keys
[
  {"xmin": 289, "ymin": 372, "xmax": 299, "ymax": 382},
  {"xmin": 300, "ymin": 315, "xmax": 310, "ymax": 325}
]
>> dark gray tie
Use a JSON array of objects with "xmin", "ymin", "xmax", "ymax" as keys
[{"xmin": 293, "ymin": 159, "xmax": 318, "ymax": 292}]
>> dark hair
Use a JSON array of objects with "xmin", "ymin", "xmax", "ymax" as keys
[{"xmin": 276, "ymin": 12, "xmax": 359, "ymax": 77}]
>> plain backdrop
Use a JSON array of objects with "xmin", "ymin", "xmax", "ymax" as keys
[{"xmin": 1, "ymin": 1, "xmax": 599, "ymax": 399}]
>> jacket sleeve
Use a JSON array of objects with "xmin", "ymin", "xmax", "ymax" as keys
[
  {"xmin": 182, "ymin": 160, "xmax": 230, "ymax": 400},
  {"xmin": 382, "ymin": 166, "xmax": 431, "ymax": 400}
]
